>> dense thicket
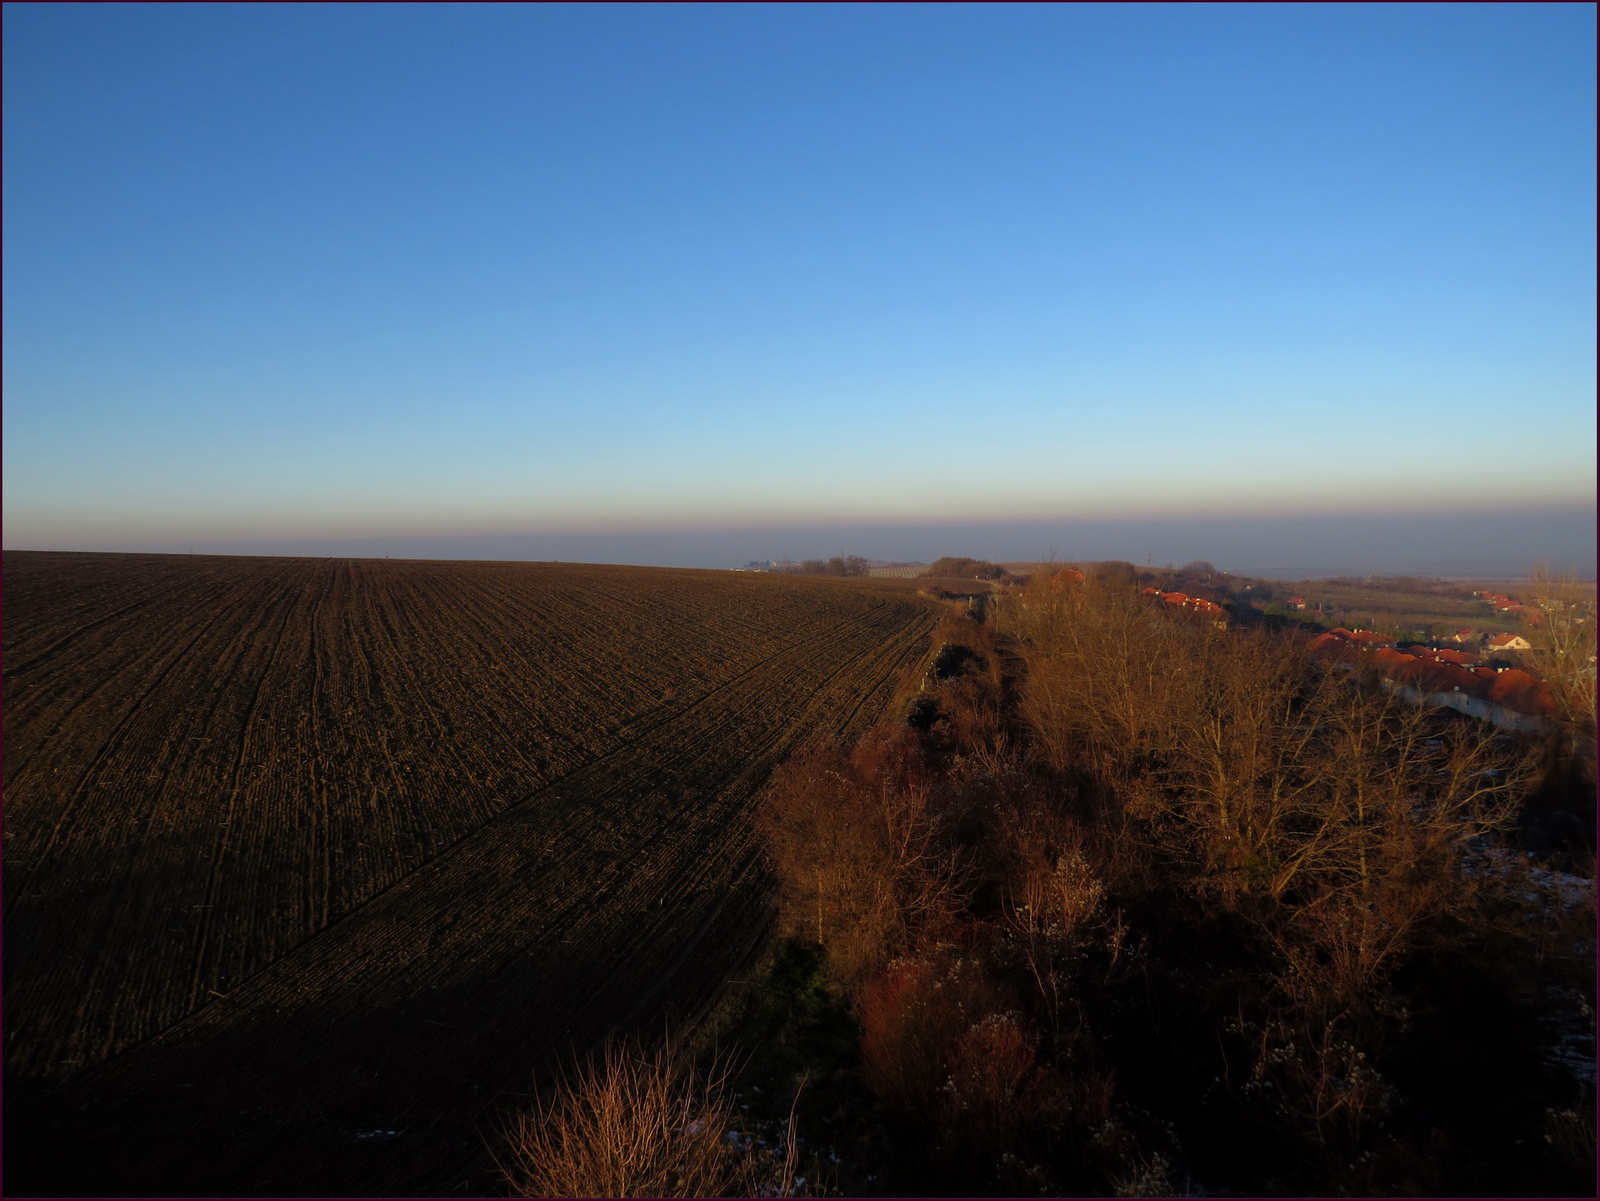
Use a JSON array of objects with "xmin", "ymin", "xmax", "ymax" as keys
[
  {"xmin": 922, "ymin": 557, "xmax": 1006, "ymax": 580},
  {"xmin": 754, "ymin": 567, "xmax": 1595, "ymax": 1196}
]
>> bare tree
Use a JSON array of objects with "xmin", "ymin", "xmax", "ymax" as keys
[{"xmin": 1524, "ymin": 564, "xmax": 1598, "ymax": 741}]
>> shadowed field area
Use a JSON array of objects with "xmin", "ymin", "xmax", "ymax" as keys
[{"xmin": 2, "ymin": 552, "xmax": 937, "ymax": 1196}]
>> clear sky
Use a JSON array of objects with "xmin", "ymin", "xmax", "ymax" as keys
[{"xmin": 4, "ymin": 3, "xmax": 1595, "ymax": 572}]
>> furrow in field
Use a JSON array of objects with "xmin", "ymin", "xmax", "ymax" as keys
[
  {"xmin": 0, "ymin": 563, "xmax": 283, "ymax": 815},
  {"xmin": 4, "ymin": 569, "xmax": 322, "ymax": 1073},
  {"xmin": 7, "ymin": 592, "xmax": 933, "ymax": 1196},
  {"xmin": 2, "ymin": 553, "xmax": 939, "ymax": 1197}
]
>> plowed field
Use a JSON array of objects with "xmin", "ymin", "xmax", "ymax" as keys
[{"xmin": 2, "ymin": 552, "xmax": 936, "ymax": 1196}]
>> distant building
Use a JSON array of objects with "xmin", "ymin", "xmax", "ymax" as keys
[
  {"xmin": 1141, "ymin": 587, "xmax": 1224, "ymax": 626},
  {"xmin": 1287, "ymin": 596, "xmax": 1306, "ymax": 610},
  {"xmin": 1487, "ymin": 633, "xmax": 1533, "ymax": 653},
  {"xmin": 1347, "ymin": 629, "xmax": 1393, "ymax": 649}
]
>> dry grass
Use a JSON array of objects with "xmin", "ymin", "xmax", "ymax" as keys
[{"xmin": 495, "ymin": 1036, "xmax": 801, "ymax": 1198}]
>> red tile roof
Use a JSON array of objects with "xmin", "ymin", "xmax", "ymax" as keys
[
  {"xmin": 1308, "ymin": 633, "xmax": 1359, "ymax": 663},
  {"xmin": 1397, "ymin": 658, "xmax": 1485, "ymax": 697},
  {"xmin": 1487, "ymin": 633, "xmax": 1530, "ymax": 649},
  {"xmin": 1487, "ymin": 669, "xmax": 1556, "ymax": 717},
  {"xmin": 1369, "ymin": 647, "xmax": 1414, "ymax": 670}
]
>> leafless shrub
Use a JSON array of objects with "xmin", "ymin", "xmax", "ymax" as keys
[
  {"xmin": 989, "ymin": 800, "xmax": 1108, "ymax": 1034},
  {"xmin": 496, "ymin": 1036, "xmax": 808, "ymax": 1199},
  {"xmin": 759, "ymin": 734, "xmax": 973, "ymax": 996},
  {"xmin": 1270, "ymin": 888, "xmax": 1427, "ymax": 1016},
  {"xmin": 1012, "ymin": 571, "xmax": 1189, "ymax": 778},
  {"xmin": 858, "ymin": 953, "xmax": 1076, "ymax": 1159},
  {"xmin": 858, "ymin": 954, "xmax": 992, "ymax": 1114},
  {"xmin": 496, "ymin": 1036, "xmax": 743, "ymax": 1198},
  {"xmin": 943, "ymin": 673, "xmax": 1012, "ymax": 772},
  {"xmin": 1543, "ymin": 1105, "xmax": 1598, "ymax": 1164},
  {"xmin": 1109, "ymin": 1151, "xmax": 1178, "ymax": 1197},
  {"xmin": 942, "ymin": 1010, "xmax": 1078, "ymax": 1160},
  {"xmin": 1239, "ymin": 1015, "xmax": 1396, "ymax": 1154},
  {"xmin": 1525, "ymin": 564, "xmax": 1598, "ymax": 739}
]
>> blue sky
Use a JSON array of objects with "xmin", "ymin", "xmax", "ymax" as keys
[{"xmin": 4, "ymin": 3, "xmax": 1595, "ymax": 572}]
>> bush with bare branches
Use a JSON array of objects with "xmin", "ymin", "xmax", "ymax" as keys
[
  {"xmin": 495, "ymin": 1036, "xmax": 803, "ymax": 1199},
  {"xmin": 759, "ymin": 728, "xmax": 974, "ymax": 996}
]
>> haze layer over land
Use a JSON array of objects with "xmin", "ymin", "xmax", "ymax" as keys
[{"xmin": 43, "ymin": 505, "xmax": 1593, "ymax": 582}]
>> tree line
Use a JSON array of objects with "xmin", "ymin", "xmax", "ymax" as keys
[
  {"xmin": 751, "ymin": 564, "xmax": 1594, "ymax": 1195},
  {"xmin": 776, "ymin": 555, "xmax": 872, "ymax": 577}
]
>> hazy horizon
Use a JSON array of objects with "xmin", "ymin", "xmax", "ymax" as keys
[
  {"xmin": 7, "ymin": 501, "xmax": 1593, "ymax": 583},
  {"xmin": 4, "ymin": 5, "xmax": 1595, "ymax": 562}
]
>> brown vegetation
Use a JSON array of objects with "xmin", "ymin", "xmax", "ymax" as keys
[
  {"xmin": 1524, "ymin": 565, "xmax": 1600, "ymax": 738},
  {"xmin": 749, "ymin": 565, "xmax": 1593, "ymax": 1195},
  {"xmin": 494, "ymin": 1036, "xmax": 802, "ymax": 1198},
  {"xmin": 922, "ymin": 556, "xmax": 1006, "ymax": 580}
]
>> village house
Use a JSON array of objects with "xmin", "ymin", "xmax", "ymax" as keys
[
  {"xmin": 1142, "ymin": 587, "xmax": 1227, "ymax": 628},
  {"xmin": 1307, "ymin": 621, "xmax": 1554, "ymax": 731},
  {"xmin": 1487, "ymin": 632, "xmax": 1533, "ymax": 654},
  {"xmin": 1346, "ymin": 629, "xmax": 1393, "ymax": 650}
]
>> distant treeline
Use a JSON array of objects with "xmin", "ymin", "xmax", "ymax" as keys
[
  {"xmin": 777, "ymin": 555, "xmax": 871, "ymax": 577},
  {"xmin": 921, "ymin": 556, "xmax": 1006, "ymax": 580},
  {"xmin": 1316, "ymin": 575, "xmax": 1482, "ymax": 596}
]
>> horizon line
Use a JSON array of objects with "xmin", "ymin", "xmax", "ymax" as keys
[{"xmin": 5, "ymin": 496, "xmax": 1595, "ymax": 548}]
